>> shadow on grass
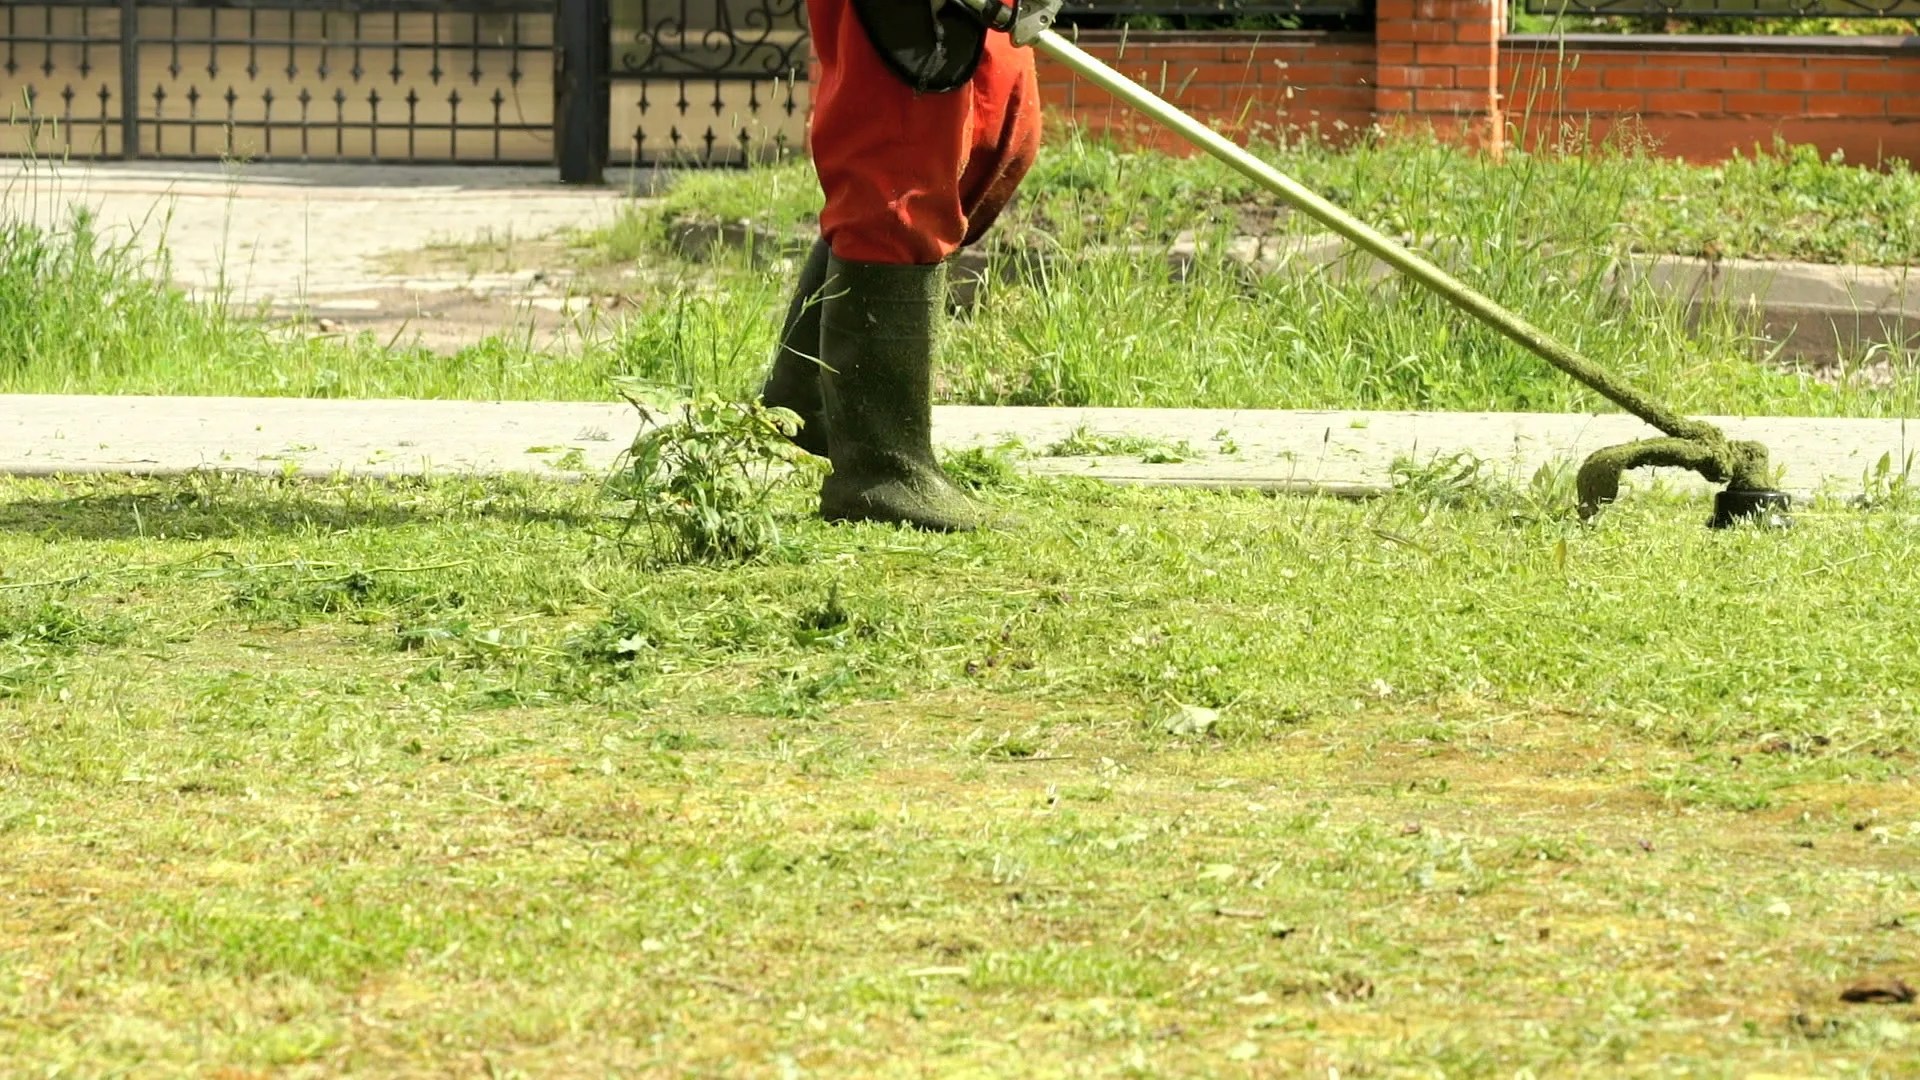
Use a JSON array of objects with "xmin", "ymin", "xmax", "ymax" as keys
[{"xmin": 0, "ymin": 478, "xmax": 605, "ymax": 542}]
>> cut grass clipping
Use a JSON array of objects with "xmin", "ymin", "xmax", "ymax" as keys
[{"xmin": 1, "ymin": 470, "xmax": 1918, "ymax": 1074}]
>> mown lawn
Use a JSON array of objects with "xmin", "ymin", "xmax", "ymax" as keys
[
  {"xmin": 4, "ymin": 122, "xmax": 1919, "ymax": 1075},
  {"xmin": 2, "ymin": 470, "xmax": 1916, "ymax": 1076}
]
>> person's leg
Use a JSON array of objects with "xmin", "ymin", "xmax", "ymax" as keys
[
  {"xmin": 758, "ymin": 0, "xmax": 968, "ymax": 476},
  {"xmin": 758, "ymin": 238, "xmax": 831, "ymax": 458},
  {"xmin": 774, "ymin": 0, "xmax": 1043, "ymax": 530},
  {"xmin": 957, "ymin": 31, "xmax": 1044, "ymax": 249},
  {"xmin": 798, "ymin": 0, "xmax": 977, "ymax": 529}
]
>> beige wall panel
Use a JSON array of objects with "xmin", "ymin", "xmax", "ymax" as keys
[
  {"xmin": 1, "ymin": 6, "xmax": 124, "ymax": 158},
  {"xmin": 609, "ymin": 75, "xmax": 806, "ymax": 165},
  {"xmin": 3, "ymin": 5, "xmax": 552, "ymax": 162}
]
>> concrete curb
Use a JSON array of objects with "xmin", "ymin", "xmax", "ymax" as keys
[{"xmin": 1615, "ymin": 254, "xmax": 1919, "ymax": 367}]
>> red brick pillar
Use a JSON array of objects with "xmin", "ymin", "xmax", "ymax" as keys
[{"xmin": 1374, "ymin": 0, "xmax": 1505, "ymax": 153}]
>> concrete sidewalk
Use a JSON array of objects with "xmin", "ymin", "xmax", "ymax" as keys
[
  {"xmin": 0, "ymin": 396, "xmax": 1909, "ymax": 499},
  {"xmin": 2, "ymin": 161, "xmax": 635, "ymax": 300}
]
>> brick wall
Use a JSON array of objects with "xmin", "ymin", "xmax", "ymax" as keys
[
  {"xmin": 1032, "ymin": 32, "xmax": 1375, "ymax": 151},
  {"xmin": 1505, "ymin": 35, "xmax": 1920, "ymax": 163},
  {"xmin": 1034, "ymin": 29, "xmax": 1920, "ymax": 164},
  {"xmin": 1374, "ymin": 0, "xmax": 1503, "ymax": 149}
]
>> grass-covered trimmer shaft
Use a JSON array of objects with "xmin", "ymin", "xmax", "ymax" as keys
[{"xmin": 962, "ymin": 0, "xmax": 1787, "ymax": 526}]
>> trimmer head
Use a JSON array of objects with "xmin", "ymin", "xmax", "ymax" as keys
[
  {"xmin": 1577, "ymin": 435, "xmax": 1790, "ymax": 529},
  {"xmin": 1709, "ymin": 488, "xmax": 1792, "ymax": 530}
]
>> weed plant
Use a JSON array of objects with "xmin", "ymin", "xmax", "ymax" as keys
[{"xmin": 606, "ymin": 382, "xmax": 826, "ymax": 564}]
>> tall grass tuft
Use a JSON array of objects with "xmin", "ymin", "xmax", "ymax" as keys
[
  {"xmin": 0, "ymin": 172, "xmax": 787, "ymax": 402},
  {"xmin": 4, "ymin": 128, "xmax": 1915, "ymax": 417},
  {"xmin": 0, "ymin": 205, "xmax": 444, "ymax": 398},
  {"xmin": 0, "ymin": 208, "xmax": 206, "ymax": 390},
  {"xmin": 936, "ymin": 130, "xmax": 1918, "ymax": 416},
  {"xmin": 612, "ymin": 128, "xmax": 1919, "ymax": 417}
]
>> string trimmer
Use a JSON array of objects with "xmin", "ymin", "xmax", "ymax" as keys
[{"xmin": 959, "ymin": 0, "xmax": 1789, "ymax": 527}]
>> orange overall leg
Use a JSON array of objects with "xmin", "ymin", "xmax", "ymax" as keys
[{"xmin": 806, "ymin": 0, "xmax": 1044, "ymax": 265}]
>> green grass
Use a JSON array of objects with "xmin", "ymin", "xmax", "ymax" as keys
[
  {"xmin": 6, "ymin": 130, "xmax": 1918, "ymax": 416},
  {"xmin": 0, "ymin": 208, "xmax": 780, "ymax": 400},
  {"xmin": 655, "ymin": 129, "xmax": 1920, "ymax": 267},
  {"xmin": 627, "ymin": 133, "xmax": 1920, "ymax": 416},
  {"xmin": 1, "ymin": 469, "xmax": 1917, "ymax": 1074},
  {"xmin": 5, "ymin": 126, "xmax": 1918, "ymax": 1075},
  {"xmin": 624, "ymin": 131, "xmax": 1920, "ymax": 415},
  {"xmin": 0, "ymin": 210, "xmax": 558, "ymax": 399}
]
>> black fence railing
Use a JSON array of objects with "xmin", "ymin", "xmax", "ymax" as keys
[
  {"xmin": 611, "ymin": 0, "xmax": 805, "ymax": 79},
  {"xmin": 1059, "ymin": 0, "xmax": 1369, "ymax": 14},
  {"xmin": 4, "ymin": 0, "xmax": 556, "ymax": 163},
  {"xmin": 1522, "ymin": 0, "xmax": 1920, "ymax": 16},
  {"xmin": 594, "ymin": 0, "xmax": 804, "ymax": 171}
]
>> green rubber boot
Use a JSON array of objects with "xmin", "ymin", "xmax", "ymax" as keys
[
  {"xmin": 817, "ymin": 256, "xmax": 982, "ymax": 532},
  {"xmin": 757, "ymin": 238, "xmax": 832, "ymax": 457}
]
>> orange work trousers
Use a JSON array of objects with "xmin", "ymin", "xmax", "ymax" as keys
[{"xmin": 806, "ymin": 0, "xmax": 1044, "ymax": 265}]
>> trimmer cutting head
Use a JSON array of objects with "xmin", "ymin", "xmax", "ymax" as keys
[
  {"xmin": 1577, "ymin": 435, "xmax": 1789, "ymax": 529},
  {"xmin": 1709, "ymin": 488, "xmax": 1792, "ymax": 530}
]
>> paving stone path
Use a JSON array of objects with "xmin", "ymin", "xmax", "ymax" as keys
[
  {"xmin": 4, "ymin": 160, "xmax": 640, "ymax": 351},
  {"xmin": 6, "ymin": 161, "xmax": 632, "ymax": 294},
  {"xmin": 1, "ymin": 395, "xmax": 1909, "ymax": 502}
]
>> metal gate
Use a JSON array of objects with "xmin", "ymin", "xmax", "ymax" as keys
[
  {"xmin": 4, "ymin": 0, "xmax": 804, "ymax": 174},
  {"xmin": 595, "ymin": 0, "xmax": 808, "ymax": 171},
  {"xmin": 0, "ymin": 0, "xmax": 1391, "ymax": 176},
  {"xmin": 2, "ymin": 0, "xmax": 557, "ymax": 164}
]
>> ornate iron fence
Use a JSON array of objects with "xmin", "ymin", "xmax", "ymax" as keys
[
  {"xmin": 602, "ymin": 0, "xmax": 808, "ymax": 169},
  {"xmin": 1521, "ymin": 0, "xmax": 1920, "ymax": 16},
  {"xmin": 2, "ymin": 0, "xmax": 555, "ymax": 163},
  {"xmin": 5, "ymin": 0, "xmax": 1389, "ymax": 178},
  {"xmin": 1059, "ymin": 0, "xmax": 1369, "ymax": 18}
]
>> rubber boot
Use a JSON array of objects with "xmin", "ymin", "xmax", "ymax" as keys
[
  {"xmin": 817, "ymin": 256, "xmax": 982, "ymax": 532},
  {"xmin": 757, "ymin": 238, "xmax": 832, "ymax": 457}
]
